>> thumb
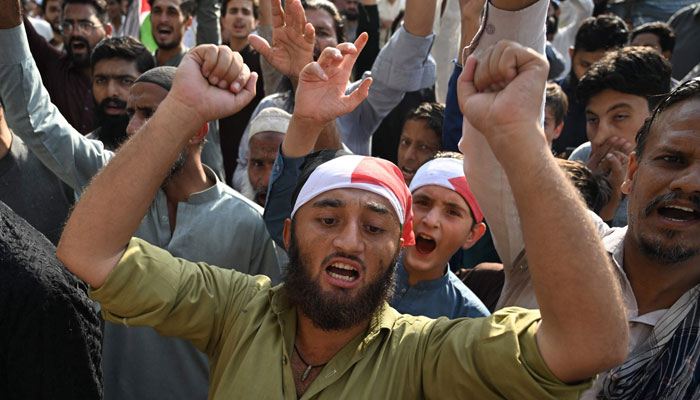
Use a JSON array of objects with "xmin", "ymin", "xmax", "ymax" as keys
[
  {"xmin": 248, "ymin": 34, "xmax": 273, "ymax": 60},
  {"xmin": 343, "ymin": 77, "xmax": 373, "ymax": 114},
  {"xmin": 457, "ymin": 55, "xmax": 478, "ymax": 113}
]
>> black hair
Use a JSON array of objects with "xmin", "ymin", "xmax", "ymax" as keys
[
  {"xmin": 290, "ymin": 149, "xmax": 352, "ymax": 208},
  {"xmin": 221, "ymin": 0, "xmax": 258, "ymax": 18},
  {"xmin": 631, "ymin": 21, "xmax": 676, "ymax": 54},
  {"xmin": 557, "ymin": 159, "xmax": 612, "ymax": 214},
  {"xmin": 635, "ymin": 78, "xmax": 700, "ymax": 159},
  {"xmin": 404, "ymin": 102, "xmax": 445, "ymax": 144},
  {"xmin": 147, "ymin": 0, "xmax": 196, "ymax": 18},
  {"xmin": 62, "ymin": 0, "xmax": 109, "ymax": 23},
  {"xmin": 301, "ymin": 0, "xmax": 345, "ymax": 43},
  {"xmin": 573, "ymin": 14, "xmax": 629, "ymax": 54},
  {"xmin": 577, "ymin": 46, "xmax": 671, "ymax": 110},
  {"xmin": 545, "ymin": 82, "xmax": 568, "ymax": 126},
  {"xmin": 91, "ymin": 36, "xmax": 156, "ymax": 73}
]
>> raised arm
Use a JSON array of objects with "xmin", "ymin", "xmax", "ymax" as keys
[
  {"xmin": 57, "ymin": 46, "xmax": 257, "ymax": 288},
  {"xmin": 195, "ymin": 0, "xmax": 222, "ymax": 45},
  {"xmin": 458, "ymin": 39, "xmax": 627, "ymax": 383}
]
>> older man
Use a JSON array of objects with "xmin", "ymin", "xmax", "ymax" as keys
[{"xmin": 55, "ymin": 1, "xmax": 627, "ymax": 398}]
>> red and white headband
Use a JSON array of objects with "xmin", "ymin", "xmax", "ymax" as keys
[
  {"xmin": 408, "ymin": 158, "xmax": 484, "ymax": 223},
  {"xmin": 290, "ymin": 155, "xmax": 415, "ymax": 246}
]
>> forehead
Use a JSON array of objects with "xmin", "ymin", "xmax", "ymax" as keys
[
  {"xmin": 93, "ymin": 58, "xmax": 141, "ymax": 77},
  {"xmin": 412, "ymin": 184, "xmax": 468, "ymax": 209},
  {"xmin": 63, "ymin": 3, "xmax": 99, "ymax": 19},
  {"xmin": 631, "ymin": 32, "xmax": 661, "ymax": 47},
  {"xmin": 302, "ymin": 187, "xmax": 399, "ymax": 219},
  {"xmin": 645, "ymin": 98, "xmax": 700, "ymax": 150},
  {"xmin": 249, "ymin": 131, "xmax": 284, "ymax": 152},
  {"xmin": 305, "ymin": 8, "xmax": 335, "ymax": 30},
  {"xmin": 586, "ymin": 88, "xmax": 649, "ymax": 114},
  {"xmin": 401, "ymin": 119, "xmax": 440, "ymax": 142},
  {"xmin": 152, "ymin": 0, "xmax": 183, "ymax": 9},
  {"xmin": 46, "ymin": 0, "xmax": 61, "ymax": 7},
  {"xmin": 127, "ymin": 82, "xmax": 169, "ymax": 108},
  {"xmin": 226, "ymin": 0, "xmax": 254, "ymax": 9}
]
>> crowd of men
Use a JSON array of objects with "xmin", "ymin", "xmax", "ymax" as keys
[{"xmin": 0, "ymin": 0, "xmax": 699, "ymax": 398}]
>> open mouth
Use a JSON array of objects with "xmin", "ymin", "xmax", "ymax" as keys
[
  {"xmin": 400, "ymin": 166, "xmax": 416, "ymax": 182},
  {"xmin": 156, "ymin": 25, "xmax": 173, "ymax": 39},
  {"xmin": 255, "ymin": 190, "xmax": 267, "ymax": 206},
  {"xmin": 415, "ymin": 233, "xmax": 436, "ymax": 254},
  {"xmin": 658, "ymin": 205, "xmax": 700, "ymax": 223},
  {"xmin": 70, "ymin": 40, "xmax": 88, "ymax": 53},
  {"xmin": 325, "ymin": 262, "xmax": 360, "ymax": 285}
]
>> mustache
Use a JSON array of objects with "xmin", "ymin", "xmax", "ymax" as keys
[
  {"xmin": 320, "ymin": 253, "xmax": 366, "ymax": 274},
  {"xmin": 99, "ymin": 97, "xmax": 127, "ymax": 111},
  {"xmin": 643, "ymin": 192, "xmax": 700, "ymax": 217},
  {"xmin": 69, "ymin": 36, "xmax": 89, "ymax": 47}
]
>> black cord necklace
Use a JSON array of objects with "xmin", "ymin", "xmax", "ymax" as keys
[{"xmin": 294, "ymin": 344, "xmax": 328, "ymax": 382}]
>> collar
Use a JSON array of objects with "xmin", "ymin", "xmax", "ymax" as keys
[
  {"xmin": 185, "ymin": 165, "xmax": 225, "ymax": 204},
  {"xmin": 397, "ymin": 256, "xmax": 451, "ymax": 291}
]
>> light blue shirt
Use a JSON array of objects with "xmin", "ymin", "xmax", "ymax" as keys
[{"xmin": 390, "ymin": 257, "xmax": 490, "ymax": 319}]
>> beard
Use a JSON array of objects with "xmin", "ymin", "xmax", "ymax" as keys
[
  {"xmin": 66, "ymin": 36, "xmax": 92, "ymax": 68},
  {"xmin": 160, "ymin": 149, "xmax": 187, "ymax": 188},
  {"xmin": 345, "ymin": 10, "xmax": 359, "ymax": 21},
  {"xmin": 634, "ymin": 192, "xmax": 700, "ymax": 265},
  {"xmin": 283, "ymin": 221, "xmax": 399, "ymax": 331},
  {"xmin": 95, "ymin": 97, "xmax": 129, "ymax": 149}
]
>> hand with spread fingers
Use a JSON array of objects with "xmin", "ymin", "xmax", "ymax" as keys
[
  {"xmin": 170, "ymin": 44, "xmax": 258, "ymax": 126},
  {"xmin": 294, "ymin": 33, "xmax": 372, "ymax": 124},
  {"xmin": 458, "ymin": 40, "xmax": 549, "ymax": 156},
  {"xmin": 248, "ymin": 0, "xmax": 315, "ymax": 84}
]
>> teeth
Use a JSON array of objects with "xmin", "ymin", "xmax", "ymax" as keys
[
  {"xmin": 667, "ymin": 205, "xmax": 695, "ymax": 213},
  {"xmin": 331, "ymin": 263, "xmax": 356, "ymax": 271},
  {"xmin": 328, "ymin": 271, "xmax": 355, "ymax": 281},
  {"xmin": 418, "ymin": 233, "xmax": 432, "ymax": 240}
]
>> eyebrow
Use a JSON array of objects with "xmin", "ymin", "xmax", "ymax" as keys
[
  {"xmin": 94, "ymin": 74, "xmax": 137, "ymax": 80},
  {"xmin": 365, "ymin": 201, "xmax": 390, "ymax": 215},
  {"xmin": 442, "ymin": 200, "xmax": 469, "ymax": 212},
  {"xmin": 312, "ymin": 198, "xmax": 343, "ymax": 208},
  {"xmin": 605, "ymin": 103, "xmax": 633, "ymax": 114}
]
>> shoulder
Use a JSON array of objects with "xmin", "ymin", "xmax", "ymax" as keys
[{"xmin": 568, "ymin": 142, "xmax": 592, "ymax": 162}]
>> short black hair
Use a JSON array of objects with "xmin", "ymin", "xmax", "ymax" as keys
[
  {"xmin": 631, "ymin": 21, "xmax": 676, "ymax": 54},
  {"xmin": 301, "ymin": 0, "xmax": 345, "ymax": 43},
  {"xmin": 557, "ymin": 159, "xmax": 612, "ymax": 214},
  {"xmin": 577, "ymin": 46, "xmax": 671, "ymax": 110},
  {"xmin": 404, "ymin": 102, "xmax": 445, "ymax": 144},
  {"xmin": 545, "ymin": 82, "xmax": 568, "ymax": 126},
  {"xmin": 573, "ymin": 14, "xmax": 629, "ymax": 54},
  {"xmin": 635, "ymin": 78, "xmax": 700, "ymax": 159},
  {"xmin": 147, "ymin": 0, "xmax": 196, "ymax": 18},
  {"xmin": 221, "ymin": 0, "xmax": 258, "ymax": 18},
  {"xmin": 62, "ymin": 0, "xmax": 109, "ymax": 23},
  {"xmin": 91, "ymin": 36, "xmax": 156, "ymax": 73}
]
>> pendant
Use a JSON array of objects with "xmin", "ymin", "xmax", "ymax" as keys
[{"xmin": 301, "ymin": 365, "xmax": 313, "ymax": 382}]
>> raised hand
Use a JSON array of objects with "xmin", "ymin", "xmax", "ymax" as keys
[
  {"xmin": 169, "ymin": 44, "xmax": 258, "ymax": 125},
  {"xmin": 293, "ymin": 32, "xmax": 372, "ymax": 124},
  {"xmin": 248, "ymin": 0, "xmax": 315, "ymax": 83},
  {"xmin": 587, "ymin": 135, "xmax": 633, "ymax": 174},
  {"xmin": 458, "ymin": 40, "xmax": 549, "ymax": 156}
]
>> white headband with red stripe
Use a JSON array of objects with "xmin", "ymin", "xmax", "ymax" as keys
[
  {"xmin": 290, "ymin": 155, "xmax": 415, "ymax": 246},
  {"xmin": 408, "ymin": 158, "xmax": 484, "ymax": 223}
]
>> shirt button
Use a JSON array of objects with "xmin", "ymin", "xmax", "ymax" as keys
[
  {"xmin": 282, "ymin": 356, "xmax": 288, "ymax": 365},
  {"xmin": 401, "ymin": 288, "xmax": 407, "ymax": 293},
  {"xmin": 161, "ymin": 215, "xmax": 168, "ymax": 221}
]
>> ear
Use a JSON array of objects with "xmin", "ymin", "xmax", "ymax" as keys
[
  {"xmin": 282, "ymin": 218, "xmax": 292, "ymax": 251},
  {"xmin": 569, "ymin": 47, "xmax": 574, "ymax": 59},
  {"xmin": 185, "ymin": 15, "xmax": 194, "ymax": 29},
  {"xmin": 663, "ymin": 50, "xmax": 672, "ymax": 60},
  {"xmin": 104, "ymin": 22, "xmax": 113, "ymax": 37},
  {"xmin": 461, "ymin": 222, "xmax": 486, "ymax": 250},
  {"xmin": 553, "ymin": 122, "xmax": 564, "ymax": 140},
  {"xmin": 621, "ymin": 151, "xmax": 639, "ymax": 195},
  {"xmin": 189, "ymin": 123, "xmax": 209, "ymax": 145}
]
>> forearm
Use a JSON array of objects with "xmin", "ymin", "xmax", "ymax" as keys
[
  {"xmin": 313, "ymin": 120, "xmax": 343, "ymax": 152},
  {"xmin": 280, "ymin": 115, "xmax": 323, "ymax": 157},
  {"xmin": 490, "ymin": 0, "xmax": 537, "ymax": 11},
  {"xmin": 403, "ymin": 0, "xmax": 437, "ymax": 37},
  {"xmin": 496, "ymin": 131, "xmax": 626, "ymax": 382},
  {"xmin": 57, "ymin": 97, "xmax": 203, "ymax": 288}
]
